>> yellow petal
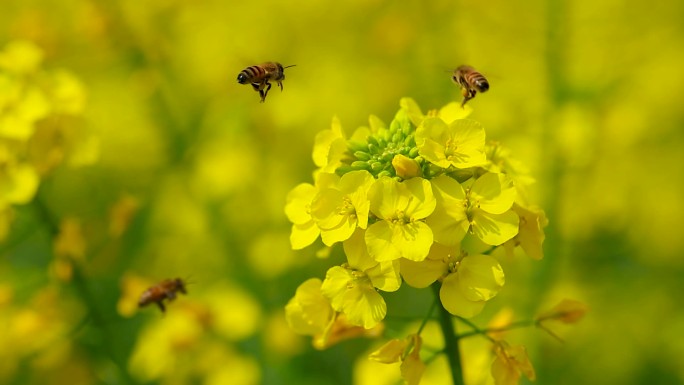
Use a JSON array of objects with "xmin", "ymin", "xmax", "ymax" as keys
[
  {"xmin": 369, "ymin": 338, "xmax": 406, "ymax": 364},
  {"xmin": 440, "ymin": 273, "xmax": 486, "ymax": 318}
]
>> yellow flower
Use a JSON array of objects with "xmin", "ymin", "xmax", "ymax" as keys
[
  {"xmin": 285, "ymin": 278, "xmax": 383, "ymax": 349},
  {"xmin": 369, "ymin": 334, "xmax": 425, "ymax": 385},
  {"xmin": 504, "ymin": 203, "xmax": 548, "ymax": 260},
  {"xmin": 416, "ymin": 118, "xmax": 487, "ymax": 169},
  {"xmin": 365, "ymin": 177, "xmax": 436, "ymax": 262},
  {"xmin": 491, "ymin": 342, "xmax": 536, "ymax": 385},
  {"xmin": 465, "ymin": 172, "xmax": 519, "ymax": 245},
  {"xmin": 311, "ymin": 170, "xmax": 374, "ymax": 246},
  {"xmin": 285, "ymin": 278, "xmax": 335, "ymax": 337},
  {"xmin": 321, "ymin": 229, "xmax": 400, "ymax": 328},
  {"xmin": 440, "ymin": 254, "xmax": 505, "ymax": 318}
]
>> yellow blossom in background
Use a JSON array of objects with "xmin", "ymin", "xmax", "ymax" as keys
[
  {"xmin": 487, "ymin": 307, "xmax": 515, "ymax": 341},
  {"xmin": 491, "ymin": 343, "xmax": 536, "ymax": 385},
  {"xmin": 536, "ymin": 299, "xmax": 588, "ymax": 324},
  {"xmin": 108, "ymin": 194, "xmax": 140, "ymax": 238},
  {"xmin": 0, "ymin": 40, "xmax": 44, "ymax": 74},
  {"xmin": 505, "ymin": 203, "xmax": 548, "ymax": 260},
  {"xmin": 369, "ymin": 334, "xmax": 426, "ymax": 385},
  {"xmin": 0, "ymin": 145, "xmax": 40, "ymax": 205},
  {"xmin": 53, "ymin": 217, "xmax": 86, "ymax": 260}
]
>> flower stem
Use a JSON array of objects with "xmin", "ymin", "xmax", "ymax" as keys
[{"xmin": 431, "ymin": 282, "xmax": 465, "ymax": 385}]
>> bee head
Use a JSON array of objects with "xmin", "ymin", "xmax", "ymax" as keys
[
  {"xmin": 175, "ymin": 277, "xmax": 188, "ymax": 294},
  {"xmin": 237, "ymin": 73, "xmax": 248, "ymax": 84}
]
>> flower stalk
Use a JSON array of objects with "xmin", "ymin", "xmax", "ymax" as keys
[{"xmin": 432, "ymin": 282, "xmax": 465, "ymax": 385}]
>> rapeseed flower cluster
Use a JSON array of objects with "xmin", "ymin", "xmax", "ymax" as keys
[{"xmin": 285, "ymin": 97, "xmax": 549, "ymax": 385}]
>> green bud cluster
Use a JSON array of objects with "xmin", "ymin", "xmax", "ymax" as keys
[{"xmin": 336, "ymin": 112, "xmax": 422, "ymax": 179}]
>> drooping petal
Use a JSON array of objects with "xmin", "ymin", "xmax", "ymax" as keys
[
  {"xmin": 285, "ymin": 278, "xmax": 333, "ymax": 336},
  {"xmin": 457, "ymin": 255, "xmax": 505, "ymax": 302},
  {"xmin": 440, "ymin": 273, "xmax": 486, "ymax": 318},
  {"xmin": 511, "ymin": 203, "xmax": 547, "ymax": 260},
  {"xmin": 369, "ymin": 338, "xmax": 406, "ymax": 364}
]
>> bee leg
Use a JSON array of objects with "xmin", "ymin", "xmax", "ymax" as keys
[
  {"xmin": 156, "ymin": 301, "xmax": 166, "ymax": 313},
  {"xmin": 260, "ymin": 81, "xmax": 272, "ymax": 103},
  {"xmin": 278, "ymin": 81, "xmax": 283, "ymax": 92},
  {"xmin": 250, "ymin": 83, "xmax": 261, "ymax": 92},
  {"xmin": 461, "ymin": 89, "xmax": 477, "ymax": 108}
]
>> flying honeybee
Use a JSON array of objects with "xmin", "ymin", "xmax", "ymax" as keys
[
  {"xmin": 452, "ymin": 65, "xmax": 489, "ymax": 108},
  {"xmin": 237, "ymin": 62, "xmax": 296, "ymax": 103},
  {"xmin": 138, "ymin": 278, "xmax": 188, "ymax": 313}
]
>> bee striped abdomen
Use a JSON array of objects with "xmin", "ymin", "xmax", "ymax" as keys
[
  {"xmin": 237, "ymin": 66, "xmax": 266, "ymax": 84},
  {"xmin": 466, "ymin": 72, "xmax": 489, "ymax": 92}
]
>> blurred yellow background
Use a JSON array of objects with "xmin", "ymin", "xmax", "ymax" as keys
[{"xmin": 1, "ymin": 0, "xmax": 683, "ymax": 384}]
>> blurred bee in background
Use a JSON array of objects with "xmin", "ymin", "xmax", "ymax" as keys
[
  {"xmin": 237, "ymin": 62, "xmax": 296, "ymax": 103},
  {"xmin": 452, "ymin": 65, "xmax": 489, "ymax": 108},
  {"xmin": 138, "ymin": 278, "xmax": 188, "ymax": 313}
]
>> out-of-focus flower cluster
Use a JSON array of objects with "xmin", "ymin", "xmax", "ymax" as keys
[
  {"xmin": 284, "ymin": 97, "xmax": 549, "ymax": 384},
  {"xmin": 0, "ymin": 40, "xmax": 97, "ymax": 241}
]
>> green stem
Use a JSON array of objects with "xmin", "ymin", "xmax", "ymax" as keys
[
  {"xmin": 416, "ymin": 294, "xmax": 437, "ymax": 335},
  {"xmin": 456, "ymin": 318, "xmax": 534, "ymax": 341},
  {"xmin": 431, "ymin": 282, "xmax": 465, "ymax": 385}
]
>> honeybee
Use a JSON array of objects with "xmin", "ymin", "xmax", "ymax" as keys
[
  {"xmin": 237, "ymin": 62, "xmax": 296, "ymax": 103},
  {"xmin": 452, "ymin": 65, "xmax": 489, "ymax": 108},
  {"xmin": 138, "ymin": 278, "xmax": 188, "ymax": 313}
]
